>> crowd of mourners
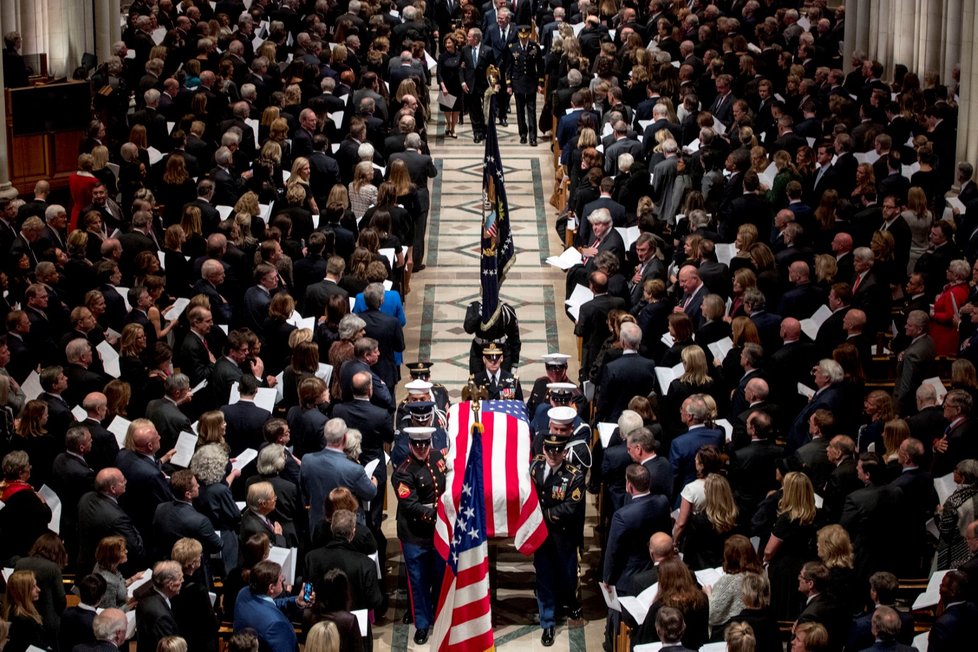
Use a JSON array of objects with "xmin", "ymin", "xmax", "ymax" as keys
[{"xmin": 0, "ymin": 0, "xmax": 975, "ymax": 651}]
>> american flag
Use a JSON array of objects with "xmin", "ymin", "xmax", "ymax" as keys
[
  {"xmin": 432, "ymin": 401, "xmax": 546, "ymax": 649},
  {"xmin": 430, "ymin": 423, "xmax": 493, "ymax": 651},
  {"xmin": 479, "ymin": 92, "xmax": 515, "ymax": 330}
]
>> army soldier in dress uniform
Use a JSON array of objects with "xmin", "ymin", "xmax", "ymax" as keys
[
  {"xmin": 473, "ymin": 342, "xmax": 524, "ymax": 401},
  {"xmin": 395, "ymin": 378, "xmax": 448, "ymax": 433},
  {"xmin": 405, "ymin": 360, "xmax": 451, "ymax": 412},
  {"xmin": 526, "ymin": 352, "xmax": 583, "ymax": 415},
  {"xmin": 392, "ymin": 400, "xmax": 449, "ymax": 467},
  {"xmin": 392, "ymin": 426, "xmax": 448, "ymax": 645},
  {"xmin": 531, "ymin": 432, "xmax": 586, "ymax": 646},
  {"xmin": 532, "ymin": 403, "xmax": 592, "ymax": 479},
  {"xmin": 506, "ymin": 24, "xmax": 544, "ymax": 145},
  {"xmin": 463, "ymin": 300, "xmax": 521, "ymax": 373}
]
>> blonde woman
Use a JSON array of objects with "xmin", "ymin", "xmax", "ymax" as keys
[
  {"xmin": 286, "ymin": 157, "xmax": 318, "ymax": 214},
  {"xmin": 681, "ymin": 474, "xmax": 741, "ymax": 569},
  {"xmin": 764, "ymin": 471, "xmax": 817, "ymax": 620},
  {"xmin": 2, "ymin": 569, "xmax": 47, "ymax": 651},
  {"xmin": 349, "ymin": 161, "xmax": 378, "ymax": 221},
  {"xmin": 902, "ymin": 186, "xmax": 933, "ymax": 273},
  {"xmin": 816, "ymin": 524, "xmax": 860, "ymax": 617}
]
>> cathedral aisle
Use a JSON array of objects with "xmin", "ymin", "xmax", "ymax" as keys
[{"xmin": 370, "ymin": 90, "xmax": 610, "ymax": 650}]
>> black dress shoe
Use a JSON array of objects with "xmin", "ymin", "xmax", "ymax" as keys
[
  {"xmin": 541, "ymin": 626, "xmax": 555, "ymax": 646},
  {"xmin": 568, "ymin": 607, "xmax": 583, "ymax": 620},
  {"xmin": 402, "ymin": 612, "xmax": 413, "ymax": 624},
  {"xmin": 414, "ymin": 628, "xmax": 430, "ymax": 645},
  {"xmin": 414, "ymin": 263, "xmax": 426, "ymax": 272},
  {"xmin": 500, "ymin": 118, "xmax": 508, "ymax": 126},
  {"xmin": 520, "ymin": 136, "xmax": 527, "ymax": 144},
  {"xmin": 530, "ymin": 139, "xmax": 538, "ymax": 147},
  {"xmin": 474, "ymin": 135, "xmax": 483, "ymax": 143}
]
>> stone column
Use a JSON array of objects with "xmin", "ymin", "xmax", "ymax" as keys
[
  {"xmin": 921, "ymin": 0, "xmax": 945, "ymax": 76},
  {"xmin": 855, "ymin": 0, "xmax": 871, "ymax": 58},
  {"xmin": 843, "ymin": 0, "xmax": 858, "ymax": 61},
  {"xmin": 95, "ymin": 0, "xmax": 122, "ymax": 63},
  {"xmin": 942, "ymin": 0, "xmax": 963, "ymax": 89},
  {"xmin": 869, "ymin": 0, "xmax": 893, "ymax": 78},
  {"xmin": 957, "ymin": 0, "xmax": 978, "ymax": 166},
  {"xmin": 0, "ymin": 7, "xmax": 16, "ymax": 199},
  {"xmin": 892, "ymin": 0, "xmax": 917, "ymax": 71}
]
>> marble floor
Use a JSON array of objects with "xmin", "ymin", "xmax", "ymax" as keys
[{"xmin": 369, "ymin": 91, "xmax": 610, "ymax": 650}]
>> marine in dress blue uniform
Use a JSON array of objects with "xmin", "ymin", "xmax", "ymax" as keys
[
  {"xmin": 391, "ymin": 399, "xmax": 449, "ymax": 468},
  {"xmin": 506, "ymin": 24, "xmax": 544, "ymax": 145},
  {"xmin": 391, "ymin": 426, "xmax": 447, "ymax": 645},
  {"xmin": 531, "ymin": 432, "xmax": 586, "ymax": 646}
]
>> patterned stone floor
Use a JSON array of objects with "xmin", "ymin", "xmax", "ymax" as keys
[{"xmin": 369, "ymin": 91, "xmax": 609, "ymax": 650}]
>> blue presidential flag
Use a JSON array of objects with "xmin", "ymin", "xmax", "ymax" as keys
[{"xmin": 480, "ymin": 92, "xmax": 515, "ymax": 329}]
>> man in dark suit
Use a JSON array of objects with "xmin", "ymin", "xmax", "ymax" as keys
[
  {"xmin": 332, "ymin": 368, "xmax": 394, "ymax": 557},
  {"xmin": 63, "ymin": 338, "xmax": 110, "ymax": 408},
  {"xmin": 628, "ymin": 234, "xmax": 666, "ymax": 306},
  {"xmin": 906, "ymin": 382, "xmax": 948, "ymax": 444},
  {"xmin": 210, "ymin": 329, "xmax": 266, "ymax": 407},
  {"xmin": 822, "ymin": 435, "xmax": 862, "ymax": 522},
  {"xmin": 209, "ymin": 146, "xmax": 247, "ymax": 206},
  {"xmin": 51, "ymin": 425, "xmax": 96, "ymax": 560},
  {"xmin": 889, "ymin": 438, "xmax": 938, "ymax": 577},
  {"xmin": 778, "ymin": 261, "xmax": 826, "ymax": 319},
  {"xmin": 303, "ymin": 256, "xmax": 349, "ymax": 318},
  {"xmin": 675, "ymin": 265, "xmax": 707, "ymax": 330},
  {"xmin": 602, "ymin": 465, "xmax": 671, "ymax": 588},
  {"xmin": 135, "ymin": 561, "xmax": 182, "ymax": 652},
  {"xmin": 307, "ymin": 134, "xmax": 343, "ymax": 209},
  {"xmin": 484, "ymin": 8, "xmax": 517, "ymax": 123},
  {"xmin": 77, "ymin": 468, "xmax": 146, "ymax": 571},
  {"xmin": 358, "ymin": 283, "xmax": 404, "ymax": 392},
  {"xmin": 915, "ymin": 220, "xmax": 962, "ymax": 299},
  {"xmin": 893, "ymin": 311, "xmax": 936, "ymax": 415},
  {"xmin": 786, "ymin": 360, "xmax": 846, "ymax": 453},
  {"xmin": 796, "ymin": 561, "xmax": 852, "ymax": 650},
  {"xmin": 840, "ymin": 454, "xmax": 906, "ymax": 580},
  {"xmin": 729, "ymin": 410, "xmax": 784, "ymax": 520},
  {"xmin": 79, "ymin": 392, "xmax": 120, "ymax": 473},
  {"xmin": 596, "ymin": 323, "xmax": 657, "ymax": 423},
  {"xmin": 932, "ymin": 390, "xmax": 978, "ymax": 476},
  {"xmin": 851, "ymin": 247, "xmax": 891, "ymax": 334},
  {"xmin": 574, "ymin": 271, "xmax": 627, "ymax": 380},
  {"xmin": 303, "ymin": 509, "xmax": 385, "ymax": 613},
  {"xmin": 59, "ymin": 574, "xmax": 108, "ymax": 652},
  {"xmin": 929, "ymin": 571, "xmax": 978, "ymax": 650},
  {"xmin": 459, "ymin": 27, "xmax": 496, "ymax": 143},
  {"xmin": 506, "ymin": 24, "xmax": 544, "ymax": 144},
  {"xmin": 814, "ymin": 283, "xmax": 852, "ymax": 358},
  {"xmin": 151, "ymin": 470, "xmax": 224, "ymax": 561},
  {"xmin": 729, "ymin": 344, "xmax": 767, "ymax": 418},
  {"xmin": 846, "ymin": 574, "xmax": 916, "ymax": 651},
  {"xmin": 71, "ymin": 607, "xmax": 129, "ymax": 652},
  {"xmin": 39, "ymin": 365, "xmax": 73, "ymax": 443},
  {"xmin": 177, "ymin": 306, "xmax": 217, "ymax": 388},
  {"xmin": 117, "ymin": 211, "xmax": 159, "ymax": 278},
  {"xmin": 146, "ymin": 375, "xmax": 194, "ymax": 453},
  {"xmin": 300, "ymin": 418, "xmax": 378, "ymax": 531},
  {"xmin": 580, "ymin": 179, "xmax": 627, "ymax": 245},
  {"xmin": 116, "ymin": 420, "xmax": 176, "ymax": 542},
  {"xmin": 718, "ymin": 172, "xmax": 773, "ymax": 242},
  {"xmin": 668, "ymin": 395, "xmax": 726, "ymax": 497},
  {"xmin": 221, "ymin": 375, "xmax": 272, "ymax": 455},
  {"xmin": 744, "ymin": 288, "xmax": 782, "ymax": 356},
  {"xmin": 794, "ymin": 408, "xmax": 834, "ymax": 491}
]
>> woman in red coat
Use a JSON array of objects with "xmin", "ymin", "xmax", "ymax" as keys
[
  {"xmin": 930, "ymin": 259, "xmax": 972, "ymax": 356},
  {"xmin": 68, "ymin": 153, "xmax": 100, "ymax": 232}
]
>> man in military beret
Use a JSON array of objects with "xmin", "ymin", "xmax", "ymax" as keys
[
  {"xmin": 405, "ymin": 360, "xmax": 451, "ymax": 412},
  {"xmin": 506, "ymin": 24, "xmax": 544, "ymax": 145},
  {"xmin": 474, "ymin": 342, "xmax": 523, "ymax": 401},
  {"xmin": 392, "ymin": 426, "xmax": 448, "ymax": 646},
  {"xmin": 392, "ymin": 398, "xmax": 449, "ymax": 467},
  {"xmin": 531, "ymin": 432, "xmax": 586, "ymax": 646}
]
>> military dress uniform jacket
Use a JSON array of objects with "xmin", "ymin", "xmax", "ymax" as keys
[
  {"xmin": 392, "ymin": 450, "xmax": 448, "ymax": 546},
  {"xmin": 531, "ymin": 457, "xmax": 586, "ymax": 545},
  {"xmin": 506, "ymin": 40, "xmax": 543, "ymax": 94}
]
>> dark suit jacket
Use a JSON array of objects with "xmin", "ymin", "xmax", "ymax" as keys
[
  {"xmin": 786, "ymin": 385, "xmax": 843, "ymax": 452},
  {"xmin": 76, "ymin": 491, "xmax": 145, "ymax": 570},
  {"xmin": 777, "ymin": 283, "xmax": 827, "ymax": 320},
  {"xmin": 221, "ymin": 400, "xmax": 271, "ymax": 455},
  {"xmin": 668, "ymin": 427, "xmax": 726, "ymax": 494},
  {"xmin": 794, "ymin": 437, "xmax": 832, "ymax": 491},
  {"xmin": 575, "ymin": 293, "xmax": 627, "ymax": 375},
  {"xmin": 209, "ymin": 356, "xmax": 245, "ymax": 407},
  {"xmin": 894, "ymin": 334, "xmax": 936, "ymax": 415},
  {"xmin": 152, "ymin": 500, "xmax": 224, "ymax": 561},
  {"xmin": 232, "ymin": 587, "xmax": 298, "ymax": 651},
  {"xmin": 60, "ymin": 605, "xmax": 98, "ymax": 652},
  {"xmin": 304, "ymin": 539, "xmax": 384, "ymax": 611},
  {"xmin": 176, "ymin": 331, "xmax": 213, "ymax": 387},
  {"xmin": 596, "ymin": 352, "xmax": 657, "ymax": 423},
  {"xmin": 603, "ymin": 493, "xmax": 672, "ymax": 585},
  {"xmin": 116, "ymin": 449, "xmax": 174, "ymax": 540},
  {"xmin": 796, "ymin": 592, "xmax": 851, "ymax": 650},
  {"xmin": 331, "ymin": 398, "xmax": 394, "ymax": 460},
  {"xmin": 303, "ymin": 279, "xmax": 348, "ymax": 319},
  {"xmin": 145, "ymin": 398, "xmax": 193, "ymax": 453},
  {"xmin": 359, "ymin": 308, "xmax": 404, "ymax": 392},
  {"xmin": 239, "ymin": 508, "xmax": 288, "ymax": 549},
  {"xmin": 136, "ymin": 592, "xmax": 179, "ymax": 652},
  {"xmin": 642, "ymin": 454, "xmax": 674, "ymax": 504},
  {"xmin": 729, "ymin": 440, "xmax": 784, "ymax": 517},
  {"xmin": 929, "ymin": 600, "xmax": 978, "ymax": 652},
  {"xmin": 50, "ymin": 452, "xmax": 95, "ymax": 541}
]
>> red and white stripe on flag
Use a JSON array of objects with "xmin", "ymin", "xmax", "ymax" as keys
[
  {"xmin": 436, "ymin": 402, "xmax": 547, "ymax": 555},
  {"xmin": 429, "ymin": 542, "xmax": 494, "ymax": 651}
]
